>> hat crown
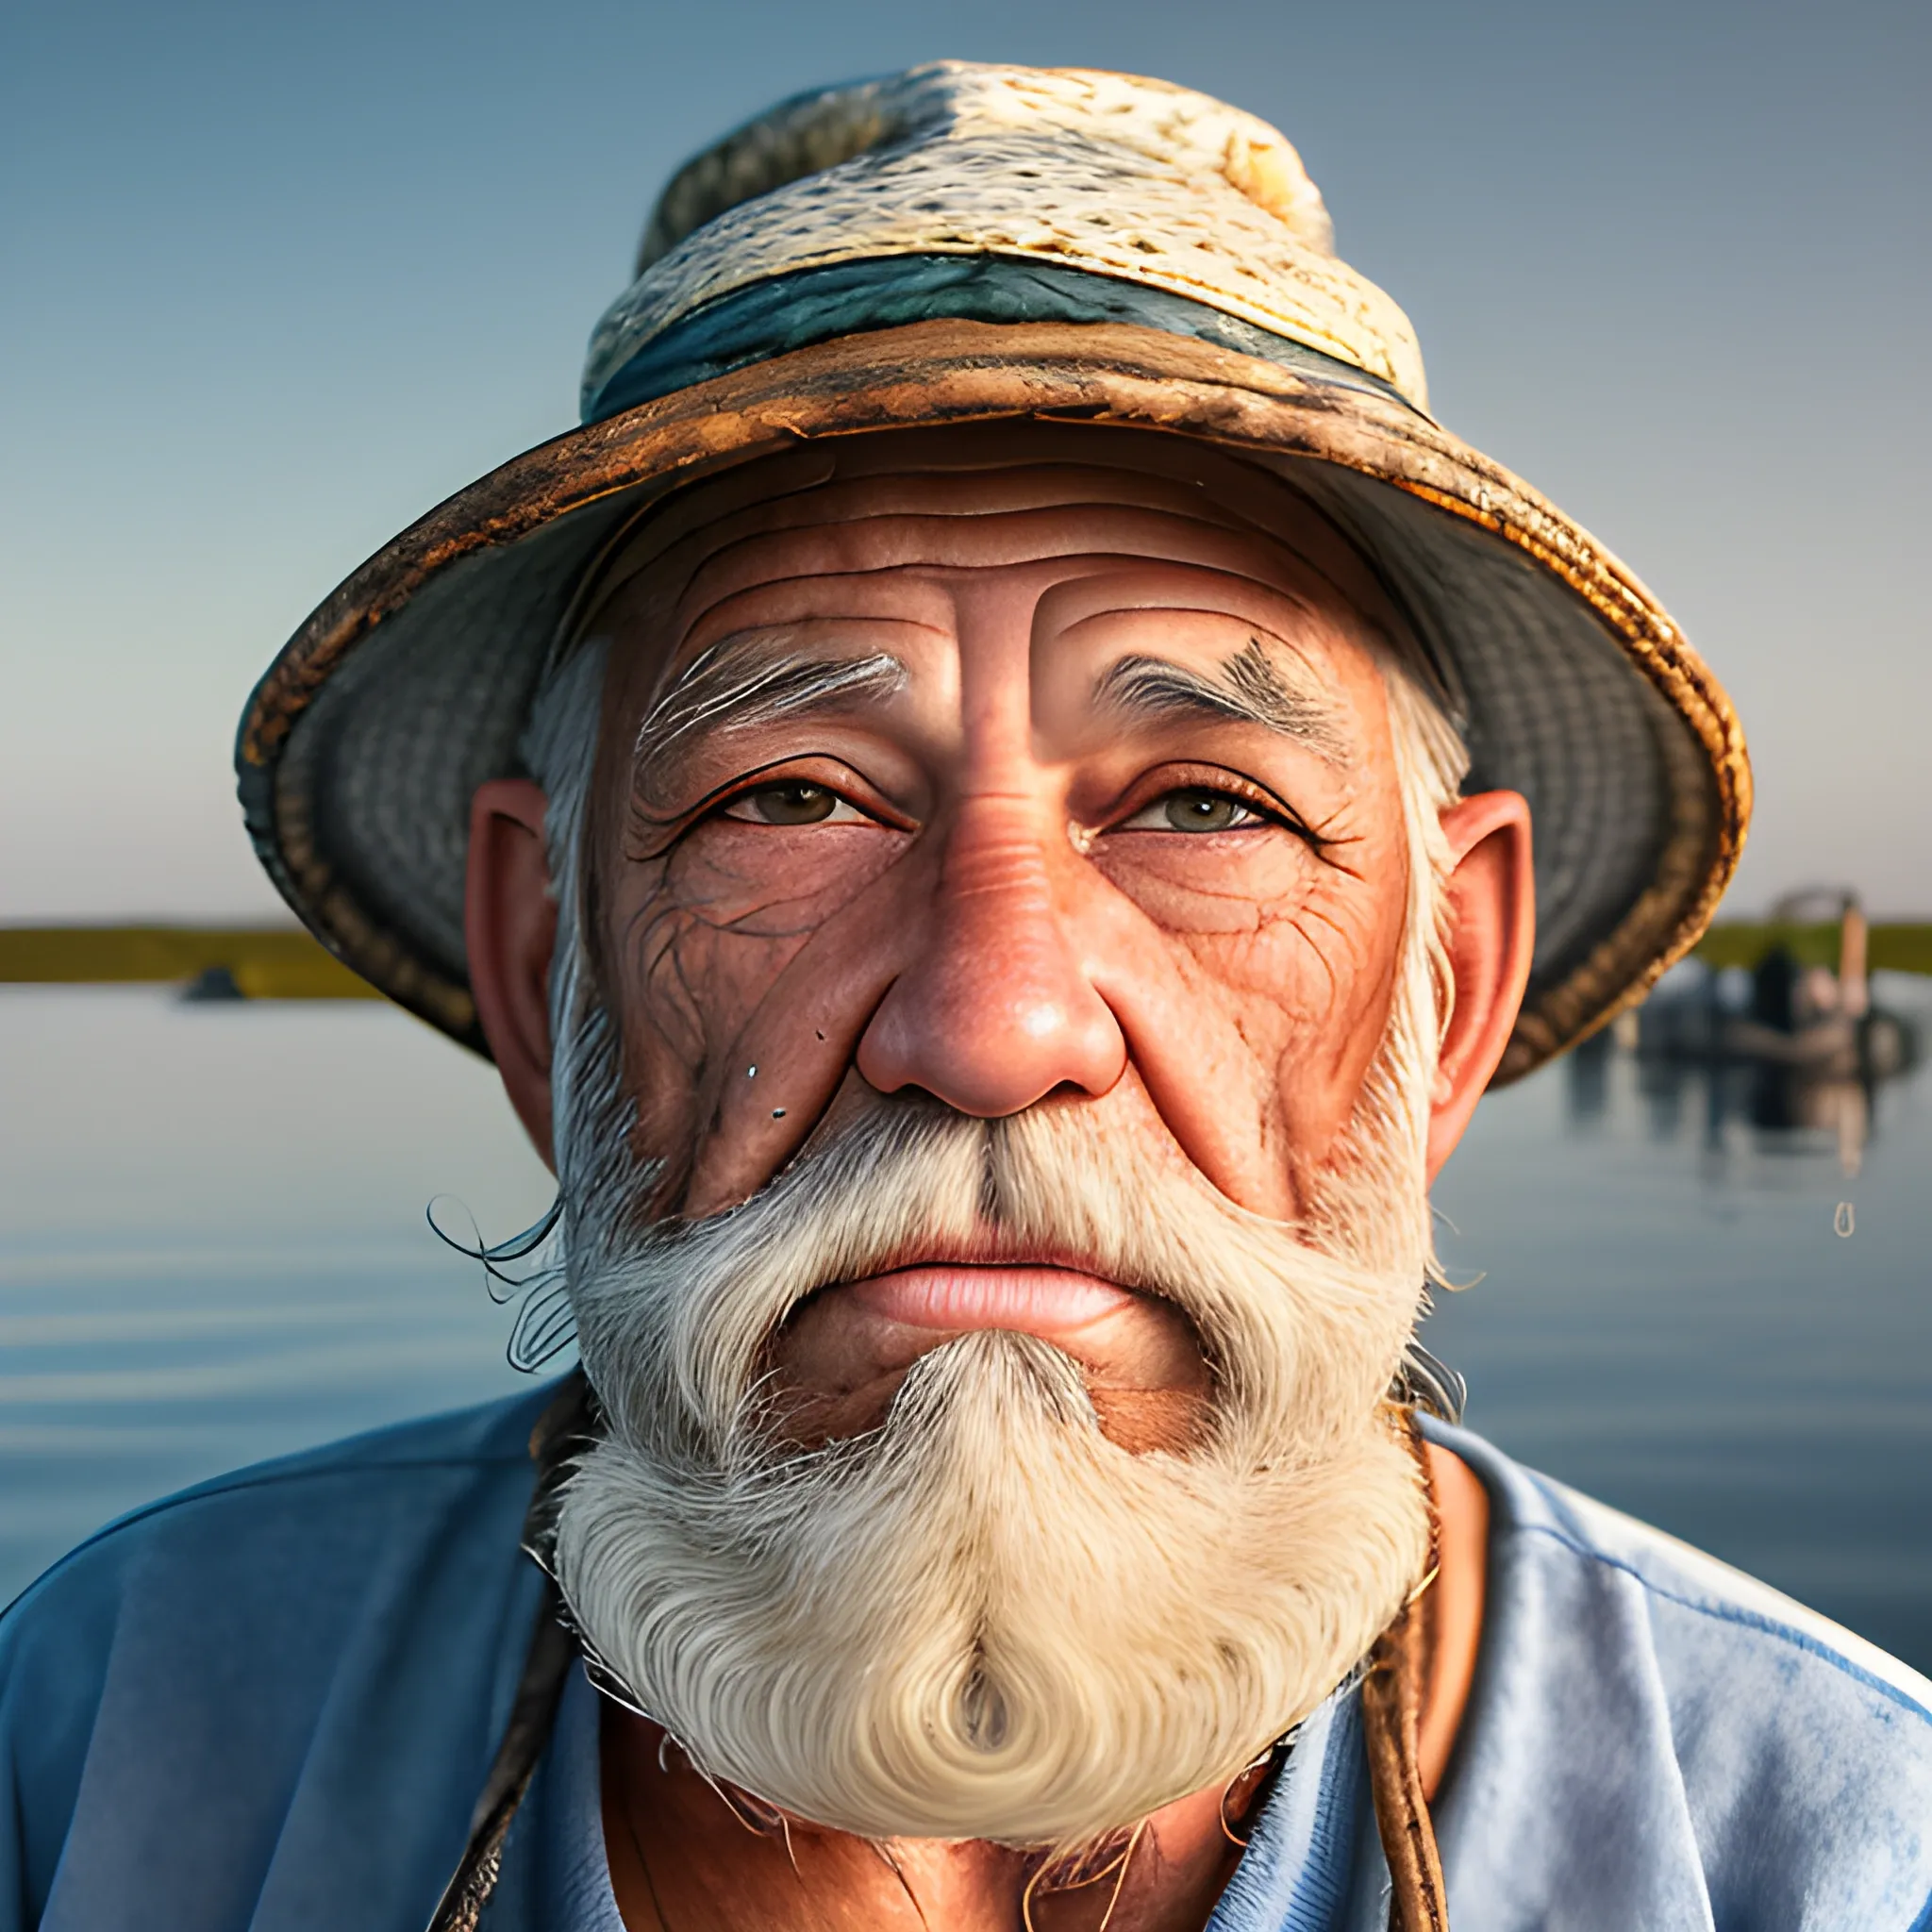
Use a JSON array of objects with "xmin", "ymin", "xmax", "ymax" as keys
[
  {"xmin": 585, "ymin": 61, "xmax": 1427, "ymax": 417},
  {"xmin": 637, "ymin": 63, "xmax": 1337, "ymax": 272}
]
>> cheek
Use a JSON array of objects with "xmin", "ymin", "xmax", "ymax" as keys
[
  {"xmin": 1086, "ymin": 838, "xmax": 1409, "ymax": 1214},
  {"xmin": 1198, "ymin": 890, "xmax": 1401, "ymax": 1133},
  {"xmin": 618, "ymin": 822, "xmax": 906, "ymax": 1006},
  {"xmin": 1090, "ymin": 829, "xmax": 1320, "ymax": 936},
  {"xmin": 657, "ymin": 821, "xmax": 910, "ymax": 931},
  {"xmin": 600, "ymin": 827, "xmax": 912, "ymax": 1194},
  {"xmin": 1091, "ymin": 826, "xmax": 1389, "ymax": 1042}
]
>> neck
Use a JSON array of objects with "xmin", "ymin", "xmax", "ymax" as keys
[
  {"xmin": 598, "ymin": 1440, "xmax": 1486, "ymax": 1932},
  {"xmin": 600, "ymin": 1713, "xmax": 1265, "ymax": 1932}
]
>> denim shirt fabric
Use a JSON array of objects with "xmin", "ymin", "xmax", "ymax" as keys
[
  {"xmin": 3, "ymin": 1385, "xmax": 1929, "ymax": 1930},
  {"xmin": 483, "ymin": 1662, "xmax": 1371, "ymax": 1931}
]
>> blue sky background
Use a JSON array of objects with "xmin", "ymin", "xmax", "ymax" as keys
[{"xmin": 4, "ymin": 0, "xmax": 1926, "ymax": 919}]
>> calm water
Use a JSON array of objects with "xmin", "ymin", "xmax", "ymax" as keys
[{"xmin": 5, "ymin": 979, "xmax": 1929, "ymax": 1672}]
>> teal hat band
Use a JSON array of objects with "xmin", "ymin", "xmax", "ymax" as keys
[{"xmin": 581, "ymin": 255, "xmax": 1420, "ymax": 427}]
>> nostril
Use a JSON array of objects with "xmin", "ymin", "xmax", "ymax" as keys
[{"xmin": 1039, "ymin": 1078, "xmax": 1100, "ymax": 1107}]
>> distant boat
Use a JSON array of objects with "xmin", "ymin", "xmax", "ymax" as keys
[
  {"xmin": 1630, "ymin": 891, "xmax": 1920, "ymax": 1174},
  {"xmin": 178, "ymin": 964, "xmax": 247, "ymax": 1003},
  {"xmin": 1640, "ymin": 890, "xmax": 1919, "ymax": 1080}
]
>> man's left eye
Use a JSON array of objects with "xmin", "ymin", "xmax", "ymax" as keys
[{"xmin": 1119, "ymin": 787, "xmax": 1265, "ymax": 833}]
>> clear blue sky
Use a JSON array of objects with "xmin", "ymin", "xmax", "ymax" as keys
[{"xmin": 4, "ymin": 0, "xmax": 1925, "ymax": 919}]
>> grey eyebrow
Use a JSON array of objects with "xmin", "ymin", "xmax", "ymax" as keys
[
  {"xmin": 632, "ymin": 632, "xmax": 908, "ymax": 782},
  {"xmin": 1094, "ymin": 638, "xmax": 1351, "ymax": 762}
]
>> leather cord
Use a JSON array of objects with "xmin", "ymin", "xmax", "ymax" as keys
[
  {"xmin": 424, "ymin": 1373, "xmax": 593, "ymax": 1932},
  {"xmin": 1358, "ymin": 1415, "xmax": 1450, "ymax": 1932},
  {"xmin": 424, "ymin": 1588, "xmax": 576, "ymax": 1932},
  {"xmin": 1359, "ymin": 1599, "xmax": 1450, "ymax": 1932}
]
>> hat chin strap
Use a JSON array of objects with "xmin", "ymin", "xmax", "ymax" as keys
[{"xmin": 423, "ymin": 1374, "xmax": 1449, "ymax": 1932}]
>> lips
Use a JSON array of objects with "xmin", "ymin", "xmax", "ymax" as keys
[
  {"xmin": 767, "ymin": 1241, "xmax": 1212, "ymax": 1454},
  {"xmin": 842, "ymin": 1263, "xmax": 1141, "ymax": 1338}
]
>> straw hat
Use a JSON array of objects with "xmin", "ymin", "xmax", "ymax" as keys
[{"xmin": 235, "ymin": 62, "xmax": 1748, "ymax": 1082}]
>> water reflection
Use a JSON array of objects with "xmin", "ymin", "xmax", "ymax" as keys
[
  {"xmin": 1431, "ymin": 969, "xmax": 1932, "ymax": 1674},
  {"xmin": 1607, "ymin": 955, "xmax": 1922, "ymax": 1177},
  {"xmin": 1564, "ymin": 1027, "xmax": 1613, "ymax": 1127}
]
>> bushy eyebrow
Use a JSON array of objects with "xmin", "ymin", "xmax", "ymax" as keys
[
  {"xmin": 631, "ymin": 631, "xmax": 908, "ymax": 789},
  {"xmin": 1094, "ymin": 638, "xmax": 1351, "ymax": 763}
]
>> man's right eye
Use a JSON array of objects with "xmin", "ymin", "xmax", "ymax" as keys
[{"xmin": 722, "ymin": 780, "xmax": 856, "ymax": 825}]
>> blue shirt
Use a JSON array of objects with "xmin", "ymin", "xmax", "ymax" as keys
[{"xmin": 4, "ymin": 1384, "xmax": 1929, "ymax": 1929}]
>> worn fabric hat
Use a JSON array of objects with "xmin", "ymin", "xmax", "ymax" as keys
[{"xmin": 236, "ymin": 61, "xmax": 1749, "ymax": 1082}]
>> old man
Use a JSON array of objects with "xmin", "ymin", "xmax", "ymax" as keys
[{"xmin": 5, "ymin": 63, "xmax": 1929, "ymax": 1932}]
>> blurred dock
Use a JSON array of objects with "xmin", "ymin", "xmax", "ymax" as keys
[
  {"xmin": 1641, "ymin": 897, "xmax": 1923, "ymax": 1077},
  {"xmin": 1603, "ymin": 894, "xmax": 1925, "ymax": 1175}
]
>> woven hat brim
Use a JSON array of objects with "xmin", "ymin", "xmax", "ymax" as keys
[{"xmin": 237, "ymin": 317, "xmax": 1749, "ymax": 1082}]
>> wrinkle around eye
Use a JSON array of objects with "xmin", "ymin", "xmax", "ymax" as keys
[
  {"xmin": 643, "ymin": 812, "xmax": 917, "ymax": 942},
  {"xmin": 1084, "ymin": 837, "xmax": 1321, "ymax": 938}
]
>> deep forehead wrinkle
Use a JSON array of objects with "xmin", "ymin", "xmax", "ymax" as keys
[
  {"xmin": 630, "ymin": 630, "xmax": 907, "ymax": 802},
  {"xmin": 610, "ymin": 462, "xmax": 1257, "ymax": 595},
  {"xmin": 1097, "ymin": 638, "xmax": 1353, "ymax": 764},
  {"xmin": 582, "ymin": 451, "xmax": 1313, "ymax": 625},
  {"xmin": 668, "ymin": 506, "xmax": 1325, "ymax": 641}
]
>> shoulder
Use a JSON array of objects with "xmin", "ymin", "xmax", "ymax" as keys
[
  {"xmin": 2, "ymin": 1383, "xmax": 554, "ymax": 1677},
  {"xmin": 13, "ymin": 1380, "xmax": 552, "ymax": 1596},
  {"xmin": 1423, "ymin": 1418, "xmax": 1932, "ymax": 1931},
  {"xmin": 0, "ymin": 1384, "xmax": 561, "ymax": 1932}
]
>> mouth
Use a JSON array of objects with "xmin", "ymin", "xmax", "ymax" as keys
[
  {"xmin": 841, "ymin": 1260, "xmax": 1141, "ymax": 1339},
  {"xmin": 762, "ymin": 1233, "xmax": 1215, "ymax": 1455}
]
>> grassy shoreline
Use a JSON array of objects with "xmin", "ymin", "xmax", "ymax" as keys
[
  {"xmin": 1693, "ymin": 921, "xmax": 1932, "ymax": 977},
  {"xmin": 2, "ymin": 919, "xmax": 1927, "ymax": 999},
  {"xmin": 0, "ymin": 924, "xmax": 377, "ymax": 998}
]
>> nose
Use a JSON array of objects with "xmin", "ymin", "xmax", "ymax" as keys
[{"xmin": 857, "ymin": 796, "xmax": 1127, "ymax": 1116}]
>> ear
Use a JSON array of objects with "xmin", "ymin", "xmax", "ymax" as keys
[
  {"xmin": 465, "ymin": 777, "xmax": 558, "ymax": 1172},
  {"xmin": 1425, "ymin": 790, "xmax": 1535, "ymax": 1182}
]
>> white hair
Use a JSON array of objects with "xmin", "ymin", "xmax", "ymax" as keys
[
  {"xmin": 518, "ymin": 635, "xmax": 639, "ymax": 1276},
  {"xmin": 515, "ymin": 615, "xmax": 1471, "ymax": 1853}
]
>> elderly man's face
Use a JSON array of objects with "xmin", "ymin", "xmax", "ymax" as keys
[
  {"xmin": 470, "ymin": 438, "xmax": 1532, "ymax": 1454},
  {"xmin": 465, "ymin": 440, "xmax": 1532, "ymax": 1842},
  {"xmin": 558, "ymin": 456, "xmax": 1434, "ymax": 1441}
]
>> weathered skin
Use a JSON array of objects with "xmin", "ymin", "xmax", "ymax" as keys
[{"xmin": 464, "ymin": 445, "xmax": 1531, "ymax": 1930}]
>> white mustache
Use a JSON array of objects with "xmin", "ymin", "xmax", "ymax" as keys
[{"xmin": 569, "ymin": 1091, "xmax": 1411, "ymax": 1468}]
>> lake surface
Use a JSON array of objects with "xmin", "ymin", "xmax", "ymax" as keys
[{"xmin": 5, "ymin": 978, "xmax": 1929, "ymax": 1673}]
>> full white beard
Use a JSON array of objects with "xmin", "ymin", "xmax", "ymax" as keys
[{"xmin": 550, "ymin": 1092, "xmax": 1432, "ymax": 1851}]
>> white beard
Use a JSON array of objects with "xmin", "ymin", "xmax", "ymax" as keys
[{"xmin": 550, "ymin": 1093, "xmax": 1431, "ymax": 1851}]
